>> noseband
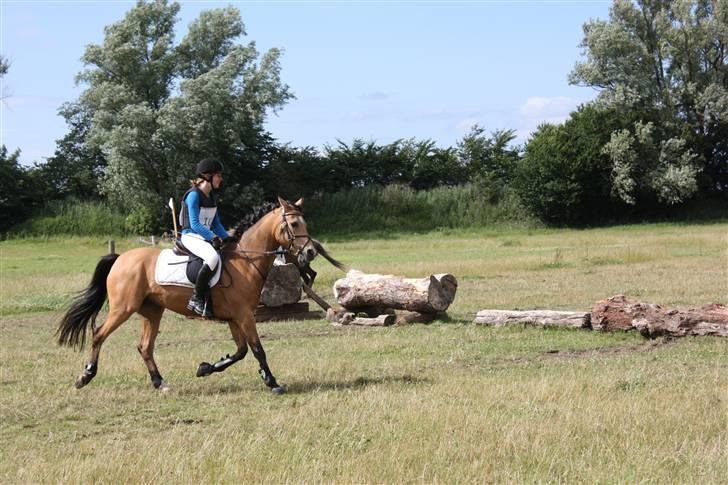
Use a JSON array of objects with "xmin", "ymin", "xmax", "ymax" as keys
[{"xmin": 280, "ymin": 210, "xmax": 313, "ymax": 259}]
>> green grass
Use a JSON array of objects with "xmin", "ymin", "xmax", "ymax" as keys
[{"xmin": 1, "ymin": 222, "xmax": 727, "ymax": 483}]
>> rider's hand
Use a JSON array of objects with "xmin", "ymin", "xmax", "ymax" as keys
[{"xmin": 211, "ymin": 236, "xmax": 223, "ymax": 250}]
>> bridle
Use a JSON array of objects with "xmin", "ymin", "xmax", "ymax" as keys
[{"xmin": 232, "ymin": 208, "xmax": 312, "ymax": 280}]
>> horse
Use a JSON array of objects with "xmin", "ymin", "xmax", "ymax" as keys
[{"xmin": 57, "ymin": 197, "xmax": 316, "ymax": 394}]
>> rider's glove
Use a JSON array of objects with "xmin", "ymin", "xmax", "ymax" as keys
[{"xmin": 211, "ymin": 236, "xmax": 223, "ymax": 250}]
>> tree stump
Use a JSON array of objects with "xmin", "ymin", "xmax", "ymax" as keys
[
  {"xmin": 591, "ymin": 295, "xmax": 728, "ymax": 338},
  {"xmin": 333, "ymin": 270, "xmax": 457, "ymax": 313},
  {"xmin": 260, "ymin": 263, "xmax": 302, "ymax": 307}
]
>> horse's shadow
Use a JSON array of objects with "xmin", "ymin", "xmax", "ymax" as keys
[
  {"xmin": 178, "ymin": 374, "xmax": 428, "ymax": 396},
  {"xmin": 284, "ymin": 374, "xmax": 429, "ymax": 394}
]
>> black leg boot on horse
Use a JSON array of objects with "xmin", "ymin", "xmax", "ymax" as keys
[{"xmin": 187, "ymin": 264, "xmax": 215, "ymax": 318}]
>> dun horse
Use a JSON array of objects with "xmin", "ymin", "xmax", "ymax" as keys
[{"xmin": 57, "ymin": 197, "xmax": 316, "ymax": 394}]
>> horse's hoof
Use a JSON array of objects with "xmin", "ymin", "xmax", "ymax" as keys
[
  {"xmin": 158, "ymin": 381, "xmax": 174, "ymax": 393},
  {"xmin": 271, "ymin": 386, "xmax": 286, "ymax": 395},
  {"xmin": 196, "ymin": 362, "xmax": 213, "ymax": 377},
  {"xmin": 75, "ymin": 375, "xmax": 88, "ymax": 389}
]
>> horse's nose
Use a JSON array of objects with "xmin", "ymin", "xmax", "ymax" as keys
[{"xmin": 306, "ymin": 247, "xmax": 317, "ymax": 261}]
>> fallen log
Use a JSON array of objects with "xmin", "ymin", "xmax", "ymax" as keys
[
  {"xmin": 334, "ymin": 270, "xmax": 457, "ymax": 313},
  {"xmin": 260, "ymin": 263, "xmax": 301, "ymax": 307},
  {"xmin": 591, "ymin": 295, "xmax": 728, "ymax": 338},
  {"xmin": 474, "ymin": 310, "xmax": 591, "ymax": 328},
  {"xmin": 334, "ymin": 313, "xmax": 395, "ymax": 326}
]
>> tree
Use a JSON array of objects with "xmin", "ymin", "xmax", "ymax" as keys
[
  {"xmin": 0, "ymin": 146, "xmax": 43, "ymax": 229},
  {"xmin": 68, "ymin": 0, "xmax": 292, "ymax": 226},
  {"xmin": 570, "ymin": 0, "xmax": 728, "ymax": 199},
  {"xmin": 457, "ymin": 125, "xmax": 520, "ymax": 200},
  {"xmin": 33, "ymin": 102, "xmax": 106, "ymax": 200},
  {"xmin": 515, "ymin": 105, "xmax": 639, "ymax": 224}
]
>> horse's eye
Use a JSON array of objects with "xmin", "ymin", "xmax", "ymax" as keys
[{"xmin": 291, "ymin": 221, "xmax": 299, "ymax": 228}]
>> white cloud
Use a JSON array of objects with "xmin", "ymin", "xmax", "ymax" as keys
[
  {"xmin": 519, "ymin": 96, "xmax": 578, "ymax": 120},
  {"xmin": 515, "ymin": 96, "xmax": 582, "ymax": 143},
  {"xmin": 455, "ymin": 117, "xmax": 480, "ymax": 132}
]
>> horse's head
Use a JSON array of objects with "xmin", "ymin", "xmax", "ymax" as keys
[{"xmin": 275, "ymin": 196, "xmax": 317, "ymax": 267}]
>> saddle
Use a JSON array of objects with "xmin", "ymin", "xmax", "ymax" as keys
[{"xmin": 154, "ymin": 240, "xmax": 224, "ymax": 288}]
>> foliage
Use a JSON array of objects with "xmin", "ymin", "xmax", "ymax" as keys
[
  {"xmin": 124, "ymin": 206, "xmax": 156, "ymax": 235},
  {"xmin": 0, "ymin": 146, "xmax": 45, "ymax": 231},
  {"xmin": 64, "ymin": 0, "xmax": 292, "ymax": 227},
  {"xmin": 32, "ymin": 102, "xmax": 106, "ymax": 200},
  {"xmin": 306, "ymin": 183, "xmax": 532, "ymax": 235},
  {"xmin": 8, "ymin": 199, "xmax": 128, "ymax": 237},
  {"xmin": 457, "ymin": 125, "xmax": 520, "ymax": 199},
  {"xmin": 515, "ymin": 105, "xmax": 635, "ymax": 225},
  {"xmin": 570, "ymin": 0, "xmax": 728, "ymax": 196}
]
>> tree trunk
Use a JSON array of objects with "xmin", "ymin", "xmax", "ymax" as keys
[
  {"xmin": 334, "ymin": 270, "xmax": 457, "ymax": 313},
  {"xmin": 591, "ymin": 295, "xmax": 728, "ymax": 338},
  {"xmin": 474, "ymin": 310, "xmax": 591, "ymax": 328},
  {"xmin": 260, "ymin": 263, "xmax": 301, "ymax": 307}
]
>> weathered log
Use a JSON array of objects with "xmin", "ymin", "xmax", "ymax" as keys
[
  {"xmin": 260, "ymin": 263, "xmax": 301, "ymax": 307},
  {"xmin": 338, "ymin": 313, "xmax": 395, "ymax": 326},
  {"xmin": 474, "ymin": 310, "xmax": 590, "ymax": 328},
  {"xmin": 334, "ymin": 270, "xmax": 457, "ymax": 313},
  {"xmin": 591, "ymin": 295, "xmax": 728, "ymax": 338}
]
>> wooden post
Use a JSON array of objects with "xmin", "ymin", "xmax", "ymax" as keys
[
  {"xmin": 151, "ymin": 235, "xmax": 156, "ymax": 245},
  {"xmin": 302, "ymin": 282, "xmax": 331, "ymax": 311},
  {"xmin": 108, "ymin": 240, "xmax": 115, "ymax": 254}
]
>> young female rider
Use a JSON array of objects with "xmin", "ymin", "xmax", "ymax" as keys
[{"xmin": 178, "ymin": 158, "xmax": 233, "ymax": 317}]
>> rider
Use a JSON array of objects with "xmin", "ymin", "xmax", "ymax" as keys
[{"xmin": 179, "ymin": 158, "xmax": 232, "ymax": 317}]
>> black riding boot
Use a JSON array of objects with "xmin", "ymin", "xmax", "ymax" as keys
[{"xmin": 187, "ymin": 264, "xmax": 215, "ymax": 318}]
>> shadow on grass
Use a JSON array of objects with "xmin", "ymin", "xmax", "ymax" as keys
[{"xmin": 285, "ymin": 374, "xmax": 431, "ymax": 394}]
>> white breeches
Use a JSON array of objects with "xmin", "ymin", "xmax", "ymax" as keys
[{"xmin": 181, "ymin": 233, "xmax": 220, "ymax": 269}]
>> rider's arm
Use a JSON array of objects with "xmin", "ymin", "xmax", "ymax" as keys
[
  {"xmin": 210, "ymin": 213, "xmax": 228, "ymax": 240},
  {"xmin": 185, "ymin": 191, "xmax": 216, "ymax": 241}
]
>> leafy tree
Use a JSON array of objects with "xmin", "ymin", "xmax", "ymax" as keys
[
  {"xmin": 67, "ymin": 0, "xmax": 292, "ymax": 226},
  {"xmin": 0, "ymin": 146, "xmax": 43, "ymax": 229},
  {"xmin": 457, "ymin": 125, "xmax": 520, "ymax": 200},
  {"xmin": 570, "ymin": 0, "xmax": 728, "ymax": 198},
  {"xmin": 33, "ymin": 102, "xmax": 106, "ymax": 200},
  {"xmin": 515, "ymin": 105, "xmax": 639, "ymax": 224}
]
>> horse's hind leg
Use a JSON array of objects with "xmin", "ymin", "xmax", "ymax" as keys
[
  {"xmin": 138, "ymin": 303, "xmax": 170, "ymax": 391},
  {"xmin": 75, "ymin": 307, "xmax": 134, "ymax": 388}
]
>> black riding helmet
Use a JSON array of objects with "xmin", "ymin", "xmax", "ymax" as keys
[{"xmin": 196, "ymin": 158, "xmax": 224, "ymax": 177}]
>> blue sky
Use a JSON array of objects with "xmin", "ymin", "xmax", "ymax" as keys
[{"xmin": 1, "ymin": 0, "xmax": 611, "ymax": 165}]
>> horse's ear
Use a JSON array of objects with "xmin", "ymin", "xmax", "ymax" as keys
[
  {"xmin": 277, "ymin": 195, "xmax": 288, "ymax": 208},
  {"xmin": 294, "ymin": 197, "xmax": 304, "ymax": 209}
]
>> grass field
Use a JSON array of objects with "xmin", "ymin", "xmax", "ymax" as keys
[{"xmin": 1, "ymin": 222, "xmax": 727, "ymax": 483}]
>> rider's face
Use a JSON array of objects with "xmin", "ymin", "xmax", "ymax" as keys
[{"xmin": 211, "ymin": 172, "xmax": 223, "ymax": 189}]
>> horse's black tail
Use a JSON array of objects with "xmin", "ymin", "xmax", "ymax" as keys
[
  {"xmin": 312, "ymin": 239, "xmax": 347, "ymax": 271},
  {"xmin": 57, "ymin": 253, "xmax": 119, "ymax": 350}
]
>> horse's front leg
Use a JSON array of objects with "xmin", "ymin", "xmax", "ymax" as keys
[
  {"xmin": 243, "ymin": 318, "xmax": 285, "ymax": 395},
  {"xmin": 196, "ymin": 321, "xmax": 248, "ymax": 377}
]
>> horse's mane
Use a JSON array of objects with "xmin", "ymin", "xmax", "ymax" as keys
[{"xmin": 231, "ymin": 201, "xmax": 279, "ymax": 242}]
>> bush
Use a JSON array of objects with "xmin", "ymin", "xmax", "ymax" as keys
[
  {"xmin": 9, "ymin": 199, "xmax": 128, "ymax": 237},
  {"xmin": 306, "ymin": 183, "xmax": 534, "ymax": 235},
  {"xmin": 124, "ymin": 206, "xmax": 157, "ymax": 235}
]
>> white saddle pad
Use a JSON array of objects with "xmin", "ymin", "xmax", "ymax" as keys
[{"xmin": 155, "ymin": 249, "xmax": 222, "ymax": 288}]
